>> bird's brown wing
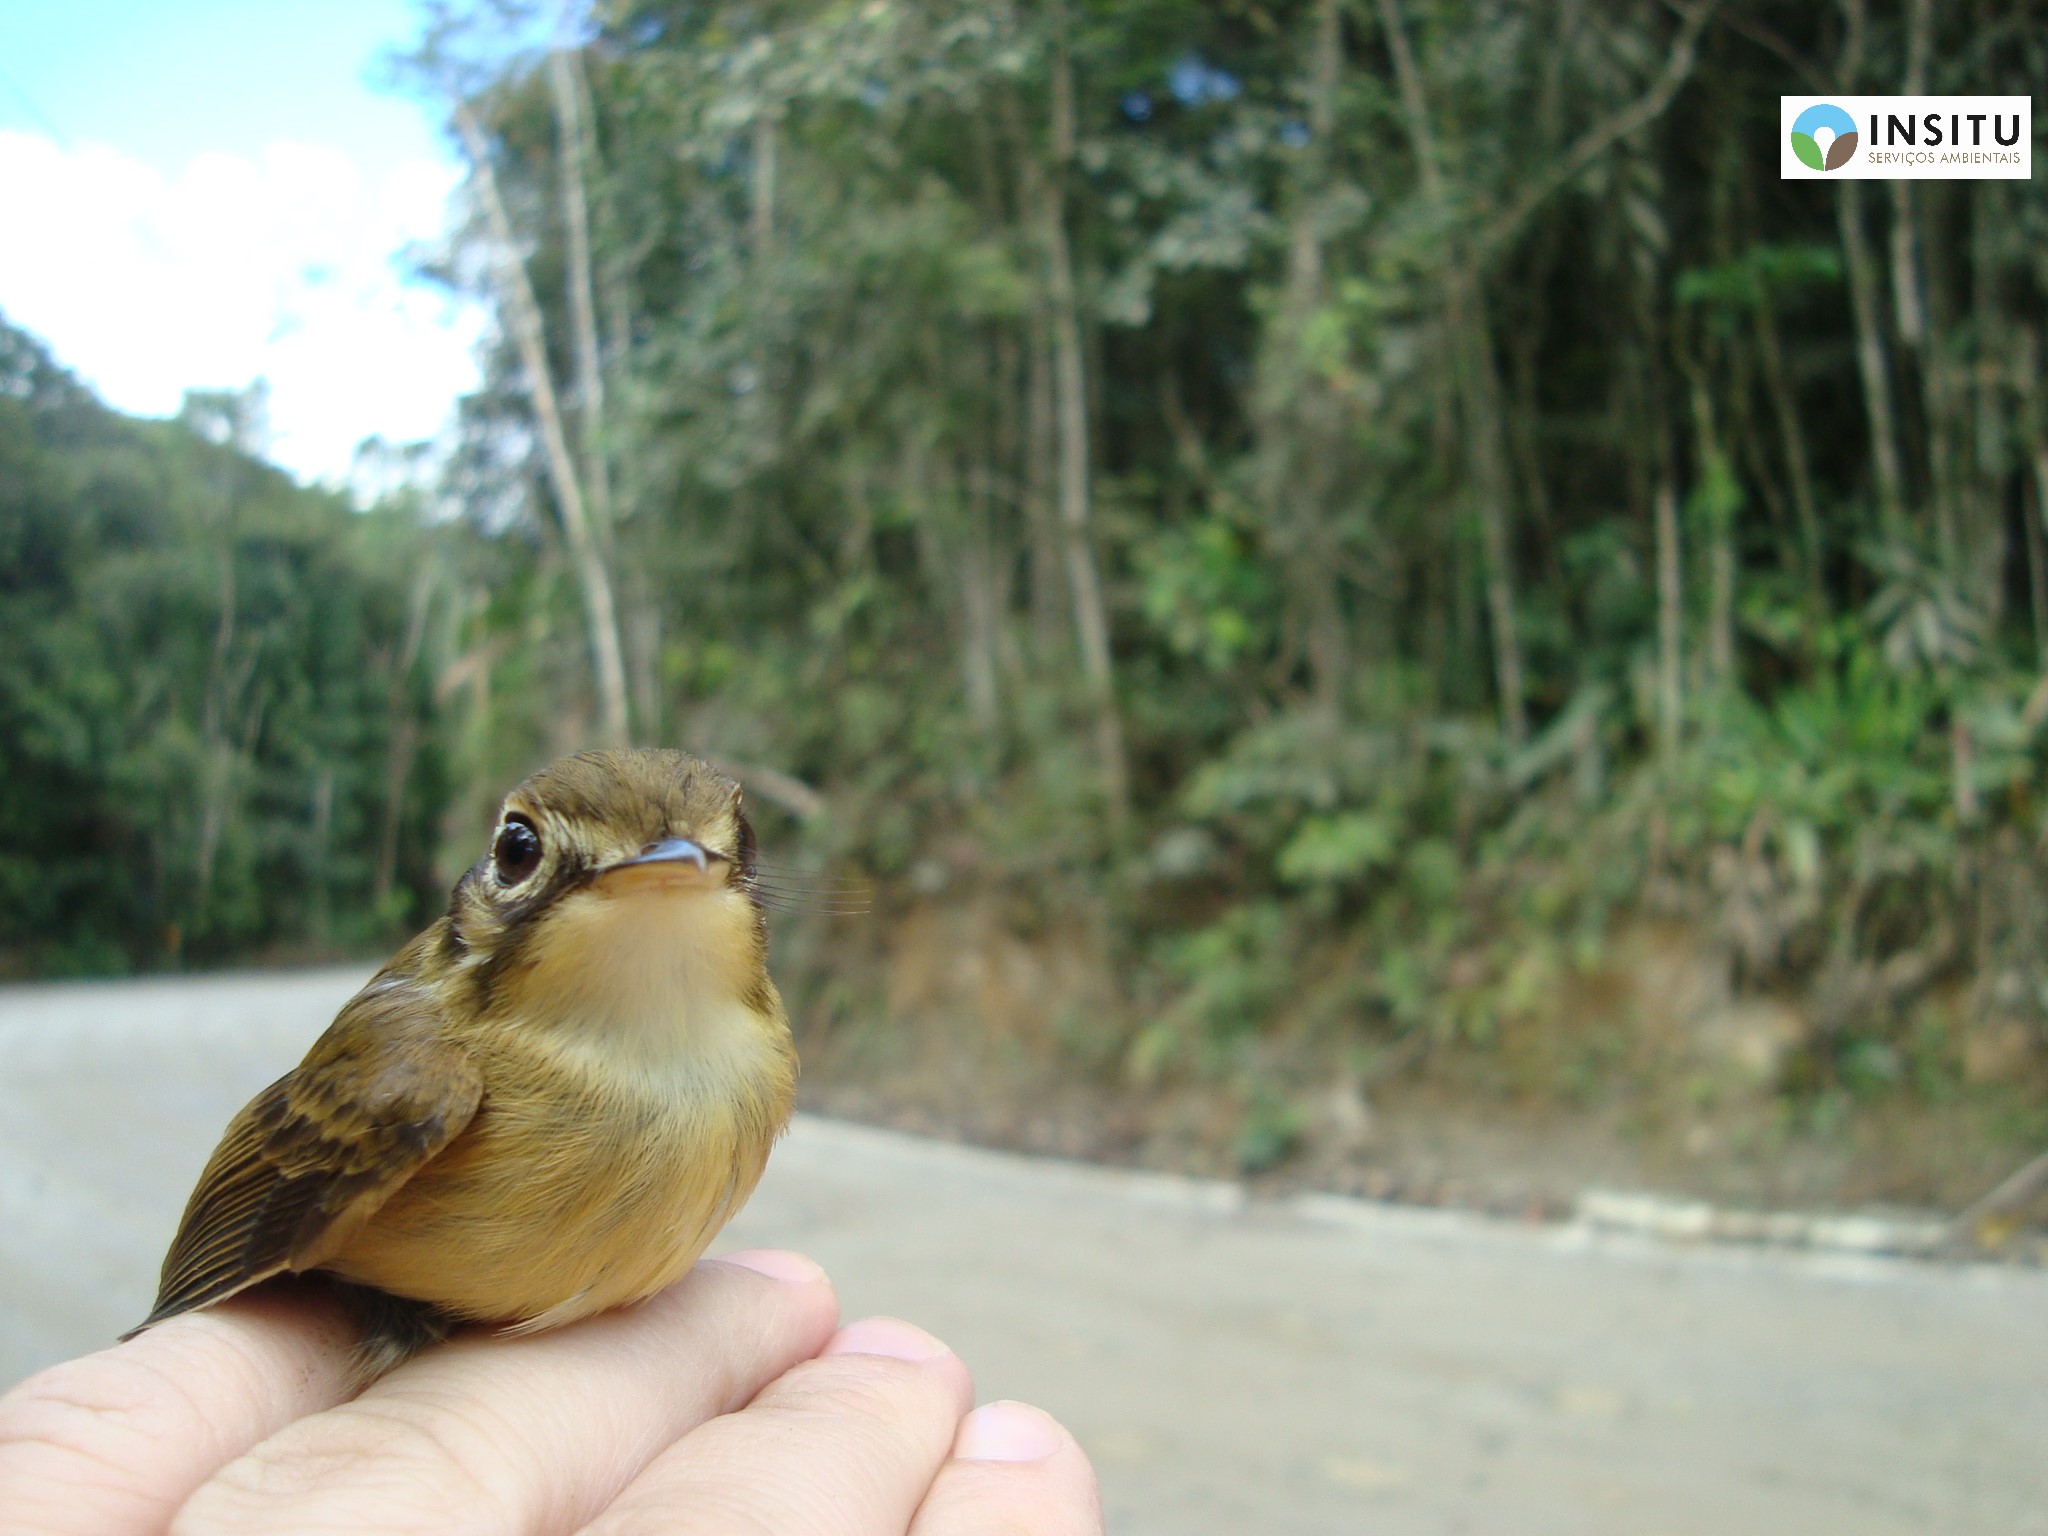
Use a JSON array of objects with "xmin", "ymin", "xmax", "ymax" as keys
[{"xmin": 134, "ymin": 971, "xmax": 483, "ymax": 1331}]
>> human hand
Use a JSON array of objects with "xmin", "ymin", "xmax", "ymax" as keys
[{"xmin": 0, "ymin": 1249, "xmax": 1101, "ymax": 1535}]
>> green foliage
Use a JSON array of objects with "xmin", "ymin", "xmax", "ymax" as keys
[
  {"xmin": 1129, "ymin": 899, "xmax": 1293, "ymax": 1081},
  {"xmin": 1675, "ymin": 243, "xmax": 1843, "ymax": 314},
  {"xmin": 1137, "ymin": 514, "xmax": 1273, "ymax": 674},
  {"xmin": 1276, "ymin": 810, "xmax": 1399, "ymax": 886},
  {"xmin": 1233, "ymin": 1086, "xmax": 1308, "ymax": 1174},
  {"xmin": 0, "ymin": 320, "xmax": 449, "ymax": 974}
]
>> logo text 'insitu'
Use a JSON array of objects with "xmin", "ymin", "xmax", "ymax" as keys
[{"xmin": 1781, "ymin": 96, "xmax": 2031, "ymax": 181}]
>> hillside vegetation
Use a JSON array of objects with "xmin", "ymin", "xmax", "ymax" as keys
[
  {"xmin": 7, "ymin": 0, "xmax": 2047, "ymax": 1211},
  {"xmin": 0, "ymin": 326, "xmax": 449, "ymax": 974}
]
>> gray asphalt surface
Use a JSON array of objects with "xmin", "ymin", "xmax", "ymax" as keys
[{"xmin": 1, "ymin": 967, "xmax": 2044, "ymax": 1534}]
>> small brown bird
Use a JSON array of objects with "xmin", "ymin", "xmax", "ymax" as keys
[{"xmin": 129, "ymin": 749, "xmax": 797, "ymax": 1381}]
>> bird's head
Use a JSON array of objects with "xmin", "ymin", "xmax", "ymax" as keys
[{"xmin": 443, "ymin": 749, "xmax": 775, "ymax": 1029}]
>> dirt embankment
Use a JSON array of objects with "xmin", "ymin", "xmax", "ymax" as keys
[{"xmin": 782, "ymin": 894, "xmax": 2048, "ymax": 1239}]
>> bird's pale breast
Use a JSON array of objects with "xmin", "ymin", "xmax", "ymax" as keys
[{"xmin": 323, "ymin": 1006, "xmax": 793, "ymax": 1326}]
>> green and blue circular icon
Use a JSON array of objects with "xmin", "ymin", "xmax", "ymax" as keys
[{"xmin": 1790, "ymin": 102, "xmax": 1859, "ymax": 171}]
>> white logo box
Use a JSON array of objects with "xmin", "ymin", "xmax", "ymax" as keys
[{"xmin": 1781, "ymin": 95, "xmax": 2032, "ymax": 180}]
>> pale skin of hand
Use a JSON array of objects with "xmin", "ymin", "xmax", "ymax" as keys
[{"xmin": 0, "ymin": 1249, "xmax": 1103, "ymax": 1536}]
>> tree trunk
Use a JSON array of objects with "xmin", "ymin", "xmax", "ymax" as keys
[
  {"xmin": 1376, "ymin": 0, "xmax": 1526, "ymax": 744},
  {"xmin": 622, "ymin": 570, "xmax": 662, "ymax": 744},
  {"xmin": 751, "ymin": 112, "xmax": 778, "ymax": 271},
  {"xmin": 961, "ymin": 460, "xmax": 1002, "ymax": 736},
  {"xmin": 1458, "ymin": 289, "xmax": 1528, "ymax": 746},
  {"xmin": 924, "ymin": 329, "xmax": 1001, "ymax": 737},
  {"xmin": 569, "ymin": 48, "xmax": 634, "ymax": 376},
  {"xmin": 1260, "ymin": 0, "xmax": 1349, "ymax": 713},
  {"xmin": 2026, "ymin": 448, "xmax": 2048, "ymax": 666},
  {"xmin": 374, "ymin": 565, "xmax": 434, "ymax": 905},
  {"xmin": 309, "ymin": 767, "xmax": 334, "ymax": 946},
  {"xmin": 195, "ymin": 532, "xmax": 238, "ymax": 903},
  {"xmin": 1304, "ymin": 0, "xmax": 1348, "ymax": 713},
  {"xmin": 1024, "ymin": 262, "xmax": 1065, "ymax": 655},
  {"xmin": 1001, "ymin": 86, "xmax": 1067, "ymax": 660},
  {"xmin": 455, "ymin": 101, "xmax": 631, "ymax": 747},
  {"xmin": 1888, "ymin": 185, "xmax": 1926, "ymax": 352},
  {"xmin": 1689, "ymin": 375, "xmax": 1735, "ymax": 683},
  {"xmin": 550, "ymin": 51, "xmax": 660, "ymax": 739},
  {"xmin": 1968, "ymin": 187, "xmax": 2010, "ymax": 628},
  {"xmin": 1888, "ymin": 0, "xmax": 1945, "ymax": 565},
  {"xmin": 1838, "ymin": 182, "xmax": 1907, "ymax": 536},
  {"xmin": 1041, "ymin": 3, "xmax": 1130, "ymax": 825},
  {"xmin": 1655, "ymin": 479, "xmax": 1683, "ymax": 755},
  {"xmin": 1831, "ymin": 0, "xmax": 1905, "ymax": 540},
  {"xmin": 1752, "ymin": 294, "xmax": 1823, "ymax": 589},
  {"xmin": 549, "ymin": 50, "xmax": 614, "ymax": 542},
  {"xmin": 1890, "ymin": 0, "xmax": 1930, "ymax": 346}
]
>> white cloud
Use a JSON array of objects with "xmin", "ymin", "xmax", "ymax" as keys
[{"xmin": 0, "ymin": 130, "xmax": 483, "ymax": 487}]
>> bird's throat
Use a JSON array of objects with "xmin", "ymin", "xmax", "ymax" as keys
[{"xmin": 502, "ymin": 882, "xmax": 768, "ymax": 1071}]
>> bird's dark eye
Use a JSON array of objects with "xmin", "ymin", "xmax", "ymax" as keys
[{"xmin": 492, "ymin": 816, "xmax": 542, "ymax": 885}]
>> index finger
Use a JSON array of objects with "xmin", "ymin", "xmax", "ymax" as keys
[{"xmin": 0, "ymin": 1284, "xmax": 358, "ymax": 1536}]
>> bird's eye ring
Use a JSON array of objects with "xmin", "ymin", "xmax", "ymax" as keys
[{"xmin": 492, "ymin": 815, "xmax": 543, "ymax": 885}]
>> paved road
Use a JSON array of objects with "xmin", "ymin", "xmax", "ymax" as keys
[{"xmin": 2, "ymin": 968, "xmax": 2044, "ymax": 1534}]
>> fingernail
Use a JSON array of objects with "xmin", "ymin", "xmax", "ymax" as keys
[
  {"xmin": 716, "ymin": 1249, "xmax": 827, "ymax": 1285},
  {"xmin": 824, "ymin": 1316, "xmax": 949, "ymax": 1362},
  {"xmin": 956, "ymin": 1400, "xmax": 1063, "ymax": 1462}
]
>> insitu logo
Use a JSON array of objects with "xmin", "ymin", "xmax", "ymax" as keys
[
  {"xmin": 1781, "ymin": 96, "xmax": 2031, "ymax": 180},
  {"xmin": 1789, "ymin": 102, "xmax": 1859, "ymax": 171}
]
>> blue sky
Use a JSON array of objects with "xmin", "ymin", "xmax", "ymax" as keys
[
  {"xmin": 0, "ymin": 0, "xmax": 483, "ymax": 486},
  {"xmin": 0, "ymin": 0, "xmax": 444, "ymax": 182}
]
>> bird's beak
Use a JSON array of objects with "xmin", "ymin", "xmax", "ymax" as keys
[{"xmin": 596, "ymin": 838, "xmax": 725, "ymax": 890}]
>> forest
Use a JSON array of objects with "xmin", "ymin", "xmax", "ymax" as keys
[
  {"xmin": 5, "ymin": 0, "xmax": 2046, "ymax": 1209},
  {"xmin": 0, "ymin": 328, "xmax": 449, "ymax": 973}
]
